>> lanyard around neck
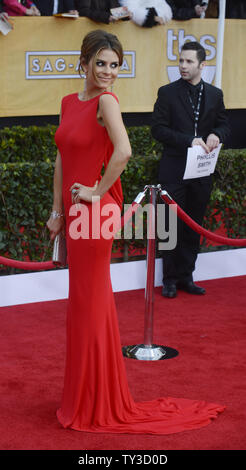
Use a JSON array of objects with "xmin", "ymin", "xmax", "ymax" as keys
[{"xmin": 187, "ymin": 82, "xmax": 204, "ymax": 136}]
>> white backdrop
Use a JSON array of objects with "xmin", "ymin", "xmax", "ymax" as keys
[{"xmin": 1, "ymin": 248, "xmax": 246, "ymax": 307}]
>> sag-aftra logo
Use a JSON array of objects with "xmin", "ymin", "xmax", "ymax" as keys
[{"xmin": 25, "ymin": 51, "xmax": 135, "ymax": 80}]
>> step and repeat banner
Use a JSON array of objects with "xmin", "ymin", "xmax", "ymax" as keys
[{"xmin": 0, "ymin": 17, "xmax": 245, "ymax": 117}]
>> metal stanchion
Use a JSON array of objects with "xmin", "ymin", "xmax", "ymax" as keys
[{"xmin": 122, "ymin": 185, "xmax": 179, "ymax": 361}]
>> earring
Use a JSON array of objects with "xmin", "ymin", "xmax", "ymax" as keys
[
  {"xmin": 83, "ymin": 76, "xmax": 87, "ymax": 92},
  {"xmin": 82, "ymin": 71, "xmax": 88, "ymax": 97}
]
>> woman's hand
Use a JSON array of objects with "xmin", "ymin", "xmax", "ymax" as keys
[
  {"xmin": 47, "ymin": 215, "xmax": 65, "ymax": 241},
  {"xmin": 0, "ymin": 12, "xmax": 9, "ymax": 20},
  {"xmin": 154, "ymin": 16, "xmax": 164, "ymax": 25},
  {"xmin": 26, "ymin": 6, "xmax": 40, "ymax": 16},
  {"xmin": 70, "ymin": 181, "xmax": 98, "ymax": 204},
  {"xmin": 31, "ymin": 5, "xmax": 41, "ymax": 15}
]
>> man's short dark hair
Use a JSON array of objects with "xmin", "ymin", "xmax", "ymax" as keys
[{"xmin": 181, "ymin": 41, "xmax": 206, "ymax": 64}]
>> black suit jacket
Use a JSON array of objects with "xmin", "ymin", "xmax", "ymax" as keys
[
  {"xmin": 226, "ymin": 0, "xmax": 246, "ymax": 18},
  {"xmin": 166, "ymin": 0, "xmax": 197, "ymax": 20},
  {"xmin": 75, "ymin": 1, "xmax": 120, "ymax": 23},
  {"xmin": 34, "ymin": 0, "xmax": 75, "ymax": 15},
  {"xmin": 151, "ymin": 78, "xmax": 230, "ymax": 183}
]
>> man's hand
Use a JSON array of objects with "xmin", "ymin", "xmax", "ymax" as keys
[
  {"xmin": 109, "ymin": 15, "xmax": 118, "ymax": 22},
  {"xmin": 192, "ymin": 137, "xmax": 210, "ymax": 153},
  {"xmin": 68, "ymin": 10, "xmax": 79, "ymax": 16},
  {"xmin": 206, "ymin": 133, "xmax": 220, "ymax": 152}
]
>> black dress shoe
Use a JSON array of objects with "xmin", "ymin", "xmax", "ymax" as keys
[
  {"xmin": 177, "ymin": 281, "xmax": 206, "ymax": 295},
  {"xmin": 162, "ymin": 284, "xmax": 177, "ymax": 298}
]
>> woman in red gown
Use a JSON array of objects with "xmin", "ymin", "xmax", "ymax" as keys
[{"xmin": 47, "ymin": 29, "xmax": 224, "ymax": 434}]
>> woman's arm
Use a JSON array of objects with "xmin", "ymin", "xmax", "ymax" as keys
[
  {"xmin": 70, "ymin": 93, "xmax": 131, "ymax": 203},
  {"xmin": 52, "ymin": 150, "xmax": 63, "ymax": 213},
  {"xmin": 4, "ymin": 0, "xmax": 28, "ymax": 14},
  {"xmin": 47, "ymin": 150, "xmax": 65, "ymax": 240},
  {"xmin": 95, "ymin": 93, "xmax": 131, "ymax": 198}
]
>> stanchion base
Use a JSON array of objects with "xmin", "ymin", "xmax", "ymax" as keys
[{"xmin": 122, "ymin": 344, "xmax": 179, "ymax": 361}]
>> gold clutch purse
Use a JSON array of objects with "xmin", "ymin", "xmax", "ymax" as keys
[{"xmin": 52, "ymin": 232, "xmax": 67, "ymax": 267}]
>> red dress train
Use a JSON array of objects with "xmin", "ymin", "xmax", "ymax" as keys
[{"xmin": 54, "ymin": 92, "xmax": 225, "ymax": 434}]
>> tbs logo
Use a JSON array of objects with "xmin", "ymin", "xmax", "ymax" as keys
[{"xmin": 166, "ymin": 29, "xmax": 217, "ymax": 84}]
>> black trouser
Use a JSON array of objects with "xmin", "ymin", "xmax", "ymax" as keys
[{"xmin": 160, "ymin": 178, "xmax": 212, "ymax": 285}]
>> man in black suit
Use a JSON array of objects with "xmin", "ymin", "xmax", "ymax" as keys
[
  {"xmin": 151, "ymin": 41, "xmax": 230, "ymax": 298},
  {"xmin": 34, "ymin": 0, "xmax": 77, "ymax": 15},
  {"xmin": 75, "ymin": 1, "xmax": 121, "ymax": 24},
  {"xmin": 225, "ymin": 0, "xmax": 246, "ymax": 18},
  {"xmin": 167, "ymin": 0, "xmax": 207, "ymax": 20}
]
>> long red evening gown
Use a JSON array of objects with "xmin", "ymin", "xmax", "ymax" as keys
[{"xmin": 54, "ymin": 91, "xmax": 225, "ymax": 434}]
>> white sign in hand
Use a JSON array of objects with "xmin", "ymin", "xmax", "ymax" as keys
[{"xmin": 183, "ymin": 144, "xmax": 222, "ymax": 180}]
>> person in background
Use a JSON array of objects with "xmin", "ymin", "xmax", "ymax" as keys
[
  {"xmin": 75, "ymin": 0, "xmax": 130, "ymax": 24},
  {"xmin": 205, "ymin": 0, "xmax": 217, "ymax": 18},
  {"xmin": 119, "ymin": 1, "xmax": 172, "ymax": 27},
  {"xmin": 3, "ymin": 0, "xmax": 40, "ymax": 15},
  {"xmin": 152, "ymin": 41, "xmax": 230, "ymax": 299},
  {"xmin": 225, "ymin": 0, "xmax": 246, "ymax": 19},
  {"xmin": 34, "ymin": 0, "xmax": 78, "ymax": 16},
  {"xmin": 167, "ymin": 0, "xmax": 208, "ymax": 20},
  {"xmin": 206, "ymin": 1, "xmax": 246, "ymax": 19}
]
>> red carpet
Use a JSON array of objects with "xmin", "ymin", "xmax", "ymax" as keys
[{"xmin": 0, "ymin": 276, "xmax": 245, "ymax": 450}]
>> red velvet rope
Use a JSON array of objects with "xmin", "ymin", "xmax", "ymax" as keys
[
  {"xmin": 1, "ymin": 196, "xmax": 246, "ymax": 271},
  {"xmin": 0, "ymin": 257, "xmax": 54, "ymax": 270},
  {"xmin": 120, "ymin": 201, "xmax": 139, "ymax": 228},
  {"xmin": 161, "ymin": 193, "xmax": 246, "ymax": 247},
  {"xmin": 0, "ymin": 202, "xmax": 140, "ymax": 271}
]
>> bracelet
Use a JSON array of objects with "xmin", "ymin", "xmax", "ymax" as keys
[{"xmin": 50, "ymin": 210, "xmax": 64, "ymax": 219}]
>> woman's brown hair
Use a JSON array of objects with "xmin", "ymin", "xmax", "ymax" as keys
[{"xmin": 79, "ymin": 29, "xmax": 123, "ymax": 76}]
